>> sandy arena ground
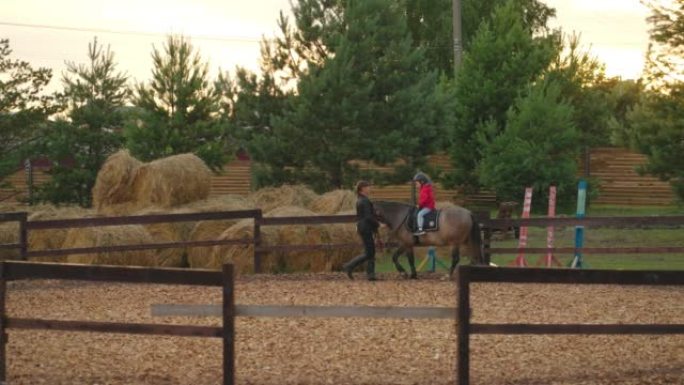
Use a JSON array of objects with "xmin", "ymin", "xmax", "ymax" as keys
[{"xmin": 5, "ymin": 273, "xmax": 683, "ymax": 385}]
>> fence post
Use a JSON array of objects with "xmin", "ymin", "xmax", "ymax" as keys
[
  {"xmin": 19, "ymin": 212, "xmax": 28, "ymax": 261},
  {"xmin": 0, "ymin": 262, "xmax": 7, "ymax": 384},
  {"xmin": 479, "ymin": 212, "xmax": 492, "ymax": 265},
  {"xmin": 457, "ymin": 266, "xmax": 470, "ymax": 385},
  {"xmin": 253, "ymin": 210, "xmax": 262, "ymax": 274},
  {"xmin": 222, "ymin": 264, "xmax": 235, "ymax": 385}
]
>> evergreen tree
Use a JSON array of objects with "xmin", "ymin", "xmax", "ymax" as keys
[
  {"xmin": 479, "ymin": 82, "xmax": 578, "ymax": 211},
  {"xmin": 125, "ymin": 36, "xmax": 229, "ymax": 169},
  {"xmin": 622, "ymin": 0, "xmax": 684, "ymax": 201},
  {"xmin": 34, "ymin": 38, "xmax": 128, "ymax": 206},
  {"xmin": 250, "ymin": 0, "xmax": 447, "ymax": 191},
  {"xmin": 405, "ymin": 0, "xmax": 555, "ymax": 76},
  {"xmin": 446, "ymin": 0, "xmax": 558, "ymax": 190},
  {"xmin": 0, "ymin": 39, "xmax": 56, "ymax": 180},
  {"xmin": 544, "ymin": 34, "xmax": 612, "ymax": 147}
]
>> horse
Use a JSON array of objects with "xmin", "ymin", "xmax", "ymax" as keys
[{"xmin": 373, "ymin": 201, "xmax": 485, "ymax": 278}]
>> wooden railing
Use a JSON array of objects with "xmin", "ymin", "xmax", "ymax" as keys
[
  {"xmin": 455, "ymin": 266, "xmax": 684, "ymax": 385},
  {"xmin": 2, "ymin": 209, "xmax": 684, "ymax": 273},
  {"xmin": 0, "ymin": 261, "xmax": 235, "ymax": 385}
]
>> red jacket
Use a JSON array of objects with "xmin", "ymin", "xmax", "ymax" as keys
[{"xmin": 418, "ymin": 183, "xmax": 436, "ymax": 210}]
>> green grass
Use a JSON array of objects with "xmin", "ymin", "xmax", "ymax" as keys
[{"xmin": 374, "ymin": 204, "xmax": 684, "ymax": 272}]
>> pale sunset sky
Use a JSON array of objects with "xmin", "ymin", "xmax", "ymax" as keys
[{"xmin": 0, "ymin": 0, "xmax": 651, "ymax": 91}]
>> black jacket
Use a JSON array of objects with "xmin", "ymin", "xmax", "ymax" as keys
[{"xmin": 356, "ymin": 195, "xmax": 379, "ymax": 234}]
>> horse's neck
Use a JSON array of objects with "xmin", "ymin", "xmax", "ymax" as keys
[{"xmin": 385, "ymin": 204, "xmax": 411, "ymax": 231}]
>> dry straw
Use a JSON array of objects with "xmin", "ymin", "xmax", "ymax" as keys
[
  {"xmin": 63, "ymin": 225, "xmax": 159, "ymax": 266},
  {"xmin": 27, "ymin": 205, "xmax": 93, "ymax": 263},
  {"xmin": 92, "ymin": 150, "xmax": 142, "ymax": 214},
  {"xmin": 308, "ymin": 189, "xmax": 356, "ymax": 214},
  {"xmin": 92, "ymin": 151, "xmax": 212, "ymax": 215},
  {"xmin": 248, "ymin": 185, "xmax": 318, "ymax": 212},
  {"xmin": 185, "ymin": 195, "xmax": 256, "ymax": 266}
]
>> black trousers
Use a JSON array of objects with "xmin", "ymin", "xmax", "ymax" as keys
[{"xmin": 344, "ymin": 229, "xmax": 376, "ymax": 277}]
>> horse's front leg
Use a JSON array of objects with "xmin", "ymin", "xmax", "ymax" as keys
[
  {"xmin": 392, "ymin": 246, "xmax": 408, "ymax": 278},
  {"xmin": 449, "ymin": 246, "xmax": 460, "ymax": 277},
  {"xmin": 407, "ymin": 248, "xmax": 417, "ymax": 279}
]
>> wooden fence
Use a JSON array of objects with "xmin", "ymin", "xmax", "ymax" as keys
[
  {"xmin": 1, "ymin": 261, "xmax": 682, "ymax": 384},
  {"xmin": 477, "ymin": 213, "xmax": 684, "ymax": 261},
  {"xmin": 3, "ymin": 209, "xmax": 684, "ymax": 272},
  {"xmin": 456, "ymin": 266, "xmax": 684, "ymax": 385},
  {"xmin": 0, "ymin": 261, "xmax": 235, "ymax": 385}
]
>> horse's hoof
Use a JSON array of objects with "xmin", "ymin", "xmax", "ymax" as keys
[
  {"xmin": 409, "ymin": 273, "xmax": 418, "ymax": 280},
  {"xmin": 399, "ymin": 272, "xmax": 409, "ymax": 279}
]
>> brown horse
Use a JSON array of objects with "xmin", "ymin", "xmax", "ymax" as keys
[{"xmin": 373, "ymin": 201, "xmax": 485, "ymax": 278}]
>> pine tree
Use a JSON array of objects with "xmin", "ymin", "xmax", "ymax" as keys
[
  {"xmin": 479, "ymin": 81, "xmax": 579, "ymax": 211},
  {"xmin": 446, "ymin": 0, "xmax": 558, "ymax": 190},
  {"xmin": 34, "ymin": 38, "xmax": 128, "ymax": 206},
  {"xmin": 0, "ymin": 39, "xmax": 56, "ymax": 179},
  {"xmin": 623, "ymin": 0, "xmax": 684, "ymax": 201},
  {"xmin": 125, "ymin": 36, "xmax": 229, "ymax": 169},
  {"xmin": 249, "ymin": 0, "xmax": 447, "ymax": 191}
]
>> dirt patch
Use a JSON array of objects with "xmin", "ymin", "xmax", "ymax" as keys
[{"xmin": 5, "ymin": 274, "xmax": 683, "ymax": 385}]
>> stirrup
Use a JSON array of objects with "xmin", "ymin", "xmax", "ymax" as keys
[{"xmin": 414, "ymin": 229, "xmax": 426, "ymax": 236}]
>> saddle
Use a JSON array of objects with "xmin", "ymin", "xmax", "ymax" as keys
[{"xmin": 406, "ymin": 207, "xmax": 441, "ymax": 233}]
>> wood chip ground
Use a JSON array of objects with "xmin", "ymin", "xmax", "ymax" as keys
[{"xmin": 6, "ymin": 273, "xmax": 683, "ymax": 385}]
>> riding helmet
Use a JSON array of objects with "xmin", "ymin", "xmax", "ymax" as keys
[{"xmin": 412, "ymin": 172, "xmax": 430, "ymax": 185}]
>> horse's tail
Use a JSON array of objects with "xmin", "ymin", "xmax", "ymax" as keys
[{"xmin": 469, "ymin": 214, "xmax": 485, "ymax": 265}]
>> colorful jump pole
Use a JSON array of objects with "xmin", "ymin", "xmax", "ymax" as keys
[
  {"xmin": 571, "ymin": 180, "xmax": 588, "ymax": 268},
  {"xmin": 537, "ymin": 186, "xmax": 563, "ymax": 267},
  {"xmin": 513, "ymin": 187, "xmax": 533, "ymax": 267}
]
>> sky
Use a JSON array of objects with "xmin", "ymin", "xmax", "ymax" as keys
[{"xmin": 0, "ymin": 0, "xmax": 652, "ymax": 92}]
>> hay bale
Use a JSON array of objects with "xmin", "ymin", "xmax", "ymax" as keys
[
  {"xmin": 131, "ymin": 153, "xmax": 212, "ymax": 210},
  {"xmin": 63, "ymin": 225, "xmax": 159, "ymax": 266},
  {"xmin": 134, "ymin": 207, "xmax": 196, "ymax": 267},
  {"xmin": 248, "ymin": 185, "xmax": 318, "ymax": 213},
  {"xmin": 184, "ymin": 195, "xmax": 257, "ymax": 265},
  {"xmin": 308, "ymin": 190, "xmax": 356, "ymax": 214},
  {"xmin": 92, "ymin": 151, "xmax": 212, "ymax": 215},
  {"xmin": 197, "ymin": 219, "xmax": 279, "ymax": 273},
  {"xmin": 0, "ymin": 222, "xmax": 19, "ymax": 261},
  {"xmin": 266, "ymin": 206, "xmax": 330, "ymax": 272},
  {"xmin": 92, "ymin": 150, "xmax": 142, "ymax": 214},
  {"xmin": 27, "ymin": 206, "xmax": 93, "ymax": 263}
]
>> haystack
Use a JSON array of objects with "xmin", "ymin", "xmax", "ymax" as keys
[
  {"xmin": 184, "ymin": 195, "xmax": 257, "ymax": 265},
  {"xmin": 308, "ymin": 190, "xmax": 356, "ymax": 214},
  {"xmin": 0, "ymin": 222, "xmax": 19, "ymax": 261},
  {"xmin": 266, "ymin": 206, "xmax": 331, "ymax": 272},
  {"xmin": 131, "ymin": 153, "xmax": 211, "ymax": 210},
  {"xmin": 248, "ymin": 185, "xmax": 318, "ymax": 213},
  {"xmin": 63, "ymin": 225, "xmax": 159, "ymax": 266},
  {"xmin": 92, "ymin": 151, "xmax": 212, "ymax": 215},
  {"xmin": 194, "ymin": 219, "xmax": 279, "ymax": 273},
  {"xmin": 134, "ymin": 207, "xmax": 196, "ymax": 267},
  {"xmin": 92, "ymin": 150, "xmax": 142, "ymax": 214},
  {"xmin": 27, "ymin": 205, "xmax": 93, "ymax": 263}
]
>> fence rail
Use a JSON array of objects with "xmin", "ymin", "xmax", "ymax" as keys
[
  {"xmin": 0, "ymin": 261, "xmax": 234, "ymax": 385},
  {"xmin": 3, "ymin": 208, "xmax": 684, "ymax": 271},
  {"xmin": 456, "ymin": 266, "xmax": 684, "ymax": 385}
]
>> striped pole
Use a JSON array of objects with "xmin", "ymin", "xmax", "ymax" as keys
[
  {"xmin": 514, "ymin": 187, "xmax": 533, "ymax": 267},
  {"xmin": 571, "ymin": 180, "xmax": 588, "ymax": 268},
  {"xmin": 545, "ymin": 186, "xmax": 557, "ymax": 267}
]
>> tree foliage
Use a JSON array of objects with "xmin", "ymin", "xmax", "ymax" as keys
[
  {"xmin": 33, "ymin": 39, "xmax": 128, "ymax": 206},
  {"xmin": 249, "ymin": 0, "xmax": 447, "ymax": 191},
  {"xmin": 479, "ymin": 82, "xmax": 578, "ymax": 211},
  {"xmin": 125, "ymin": 36, "xmax": 229, "ymax": 169},
  {"xmin": 0, "ymin": 39, "xmax": 56, "ymax": 179},
  {"xmin": 446, "ymin": 0, "xmax": 558, "ymax": 190}
]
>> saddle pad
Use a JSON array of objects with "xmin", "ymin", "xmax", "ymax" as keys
[{"xmin": 407, "ymin": 209, "xmax": 441, "ymax": 232}]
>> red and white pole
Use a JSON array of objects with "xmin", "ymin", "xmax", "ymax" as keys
[
  {"xmin": 514, "ymin": 187, "xmax": 533, "ymax": 267},
  {"xmin": 545, "ymin": 186, "xmax": 557, "ymax": 267}
]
